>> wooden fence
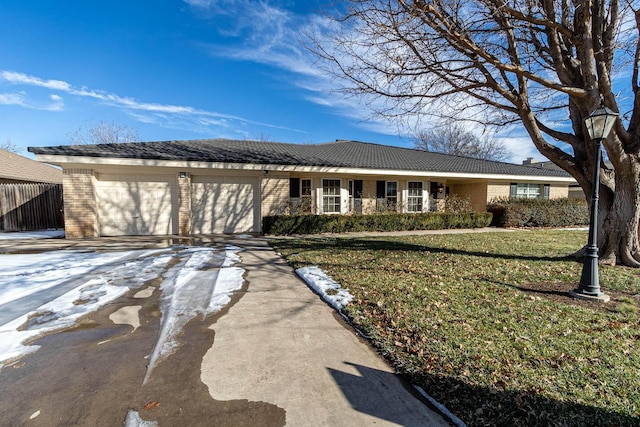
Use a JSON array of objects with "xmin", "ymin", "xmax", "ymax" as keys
[{"xmin": 0, "ymin": 183, "xmax": 64, "ymax": 232}]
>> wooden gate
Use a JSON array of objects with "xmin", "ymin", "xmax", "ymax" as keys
[{"xmin": 0, "ymin": 183, "xmax": 64, "ymax": 231}]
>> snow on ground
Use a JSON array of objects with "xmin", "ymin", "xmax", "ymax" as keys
[
  {"xmin": 296, "ymin": 266, "xmax": 353, "ymax": 311},
  {"xmin": 125, "ymin": 410, "xmax": 158, "ymax": 427},
  {"xmin": 0, "ymin": 249, "xmax": 169, "ymax": 306},
  {"xmin": 0, "ymin": 229, "xmax": 65, "ymax": 239},
  {"xmin": 0, "ymin": 245, "xmax": 245, "ymax": 371},
  {"xmin": 144, "ymin": 245, "xmax": 244, "ymax": 381}
]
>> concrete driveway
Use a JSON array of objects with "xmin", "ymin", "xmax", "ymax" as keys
[{"xmin": 0, "ymin": 235, "xmax": 451, "ymax": 426}]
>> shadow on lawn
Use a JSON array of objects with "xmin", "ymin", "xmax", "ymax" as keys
[
  {"xmin": 414, "ymin": 372, "xmax": 640, "ymax": 427},
  {"xmin": 274, "ymin": 237, "xmax": 577, "ymax": 264},
  {"xmin": 326, "ymin": 360, "xmax": 639, "ymax": 426}
]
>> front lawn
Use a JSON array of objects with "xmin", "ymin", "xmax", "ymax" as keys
[{"xmin": 271, "ymin": 230, "xmax": 640, "ymax": 426}]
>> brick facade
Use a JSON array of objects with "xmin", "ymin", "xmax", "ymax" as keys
[
  {"xmin": 450, "ymin": 182, "xmax": 488, "ymax": 211},
  {"xmin": 486, "ymin": 183, "xmax": 511, "ymax": 201},
  {"xmin": 63, "ymin": 169, "xmax": 98, "ymax": 239},
  {"xmin": 261, "ymin": 173, "xmax": 290, "ymax": 217},
  {"xmin": 177, "ymin": 172, "xmax": 191, "ymax": 236},
  {"xmin": 549, "ymin": 185, "xmax": 569, "ymax": 199}
]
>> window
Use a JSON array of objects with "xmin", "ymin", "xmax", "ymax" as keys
[
  {"xmin": 510, "ymin": 183, "xmax": 548, "ymax": 199},
  {"xmin": 375, "ymin": 180, "xmax": 398, "ymax": 211},
  {"xmin": 290, "ymin": 178, "xmax": 312, "ymax": 213},
  {"xmin": 322, "ymin": 179, "xmax": 341, "ymax": 213},
  {"xmin": 301, "ymin": 179, "xmax": 312, "ymax": 197},
  {"xmin": 407, "ymin": 181, "xmax": 423, "ymax": 212},
  {"xmin": 386, "ymin": 181, "xmax": 398, "ymax": 210}
]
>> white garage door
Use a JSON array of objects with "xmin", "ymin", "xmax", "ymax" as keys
[
  {"xmin": 191, "ymin": 175, "xmax": 257, "ymax": 234},
  {"xmin": 97, "ymin": 174, "xmax": 177, "ymax": 236}
]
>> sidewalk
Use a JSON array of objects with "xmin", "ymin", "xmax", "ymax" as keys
[{"xmin": 201, "ymin": 237, "xmax": 451, "ymax": 426}]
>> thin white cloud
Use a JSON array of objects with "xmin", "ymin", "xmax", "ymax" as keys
[
  {"xmin": 0, "ymin": 91, "xmax": 63, "ymax": 111},
  {"xmin": 0, "ymin": 70, "xmax": 305, "ymax": 136},
  {"xmin": 0, "ymin": 92, "xmax": 26, "ymax": 106},
  {"xmin": 185, "ymin": 1, "xmax": 417, "ymax": 141},
  {"xmin": 0, "ymin": 71, "xmax": 71, "ymax": 91}
]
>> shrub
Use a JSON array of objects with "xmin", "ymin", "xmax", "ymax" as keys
[
  {"xmin": 487, "ymin": 197, "xmax": 588, "ymax": 227},
  {"xmin": 262, "ymin": 211, "xmax": 493, "ymax": 235}
]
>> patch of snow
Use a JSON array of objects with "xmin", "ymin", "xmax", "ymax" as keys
[
  {"xmin": 124, "ymin": 410, "xmax": 158, "ymax": 427},
  {"xmin": 207, "ymin": 266, "xmax": 244, "ymax": 313},
  {"xmin": 222, "ymin": 244, "xmax": 243, "ymax": 267},
  {"xmin": 0, "ymin": 244, "xmax": 245, "ymax": 376},
  {"xmin": 296, "ymin": 266, "xmax": 353, "ymax": 311},
  {"xmin": 0, "ymin": 249, "xmax": 171, "ymax": 306},
  {"xmin": 0, "ymin": 249, "xmax": 173, "ymax": 367},
  {"xmin": 0, "ymin": 277, "xmax": 129, "ymax": 367},
  {"xmin": 0, "ymin": 229, "xmax": 65, "ymax": 240},
  {"xmin": 144, "ymin": 245, "xmax": 245, "ymax": 382}
]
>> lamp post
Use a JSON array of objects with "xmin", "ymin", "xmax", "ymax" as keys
[{"xmin": 570, "ymin": 102, "xmax": 618, "ymax": 302}]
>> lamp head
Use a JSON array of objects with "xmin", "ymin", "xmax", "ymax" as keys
[{"xmin": 584, "ymin": 101, "xmax": 618, "ymax": 140}]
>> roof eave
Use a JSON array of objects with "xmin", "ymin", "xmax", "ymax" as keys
[{"xmin": 33, "ymin": 154, "xmax": 575, "ymax": 183}]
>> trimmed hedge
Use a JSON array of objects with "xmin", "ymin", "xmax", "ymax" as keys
[
  {"xmin": 262, "ymin": 212, "xmax": 493, "ymax": 235},
  {"xmin": 487, "ymin": 197, "xmax": 589, "ymax": 228}
]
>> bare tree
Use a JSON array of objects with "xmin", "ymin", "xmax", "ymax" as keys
[
  {"xmin": 0, "ymin": 139, "xmax": 20, "ymax": 153},
  {"xmin": 67, "ymin": 121, "xmax": 139, "ymax": 145},
  {"xmin": 414, "ymin": 122, "xmax": 512, "ymax": 161},
  {"xmin": 312, "ymin": 0, "xmax": 640, "ymax": 267}
]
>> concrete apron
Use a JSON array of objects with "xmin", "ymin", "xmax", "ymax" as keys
[{"xmin": 201, "ymin": 239, "xmax": 449, "ymax": 426}]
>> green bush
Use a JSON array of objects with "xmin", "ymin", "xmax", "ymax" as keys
[
  {"xmin": 262, "ymin": 211, "xmax": 493, "ymax": 235},
  {"xmin": 487, "ymin": 197, "xmax": 588, "ymax": 227}
]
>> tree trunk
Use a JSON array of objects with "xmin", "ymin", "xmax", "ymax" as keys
[{"xmin": 600, "ymin": 160, "xmax": 640, "ymax": 267}]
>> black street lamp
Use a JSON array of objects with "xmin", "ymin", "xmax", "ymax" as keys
[{"xmin": 570, "ymin": 102, "xmax": 618, "ymax": 302}]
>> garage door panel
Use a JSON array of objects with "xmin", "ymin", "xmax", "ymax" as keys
[
  {"xmin": 191, "ymin": 176, "xmax": 256, "ymax": 234},
  {"xmin": 97, "ymin": 174, "xmax": 177, "ymax": 236}
]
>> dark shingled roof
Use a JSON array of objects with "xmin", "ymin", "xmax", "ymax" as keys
[{"xmin": 29, "ymin": 139, "xmax": 571, "ymax": 177}]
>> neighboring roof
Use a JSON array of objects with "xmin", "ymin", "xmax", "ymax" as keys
[
  {"xmin": 0, "ymin": 148, "xmax": 62, "ymax": 184},
  {"xmin": 523, "ymin": 160, "xmax": 565, "ymax": 172},
  {"xmin": 28, "ymin": 139, "xmax": 571, "ymax": 178}
]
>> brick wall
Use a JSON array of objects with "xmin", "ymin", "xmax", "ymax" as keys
[
  {"xmin": 63, "ymin": 169, "xmax": 98, "ymax": 239},
  {"xmin": 261, "ymin": 174, "xmax": 290, "ymax": 217},
  {"xmin": 177, "ymin": 172, "xmax": 191, "ymax": 236},
  {"xmin": 450, "ymin": 182, "xmax": 488, "ymax": 212},
  {"xmin": 486, "ymin": 183, "xmax": 511, "ymax": 201},
  {"xmin": 549, "ymin": 185, "xmax": 569, "ymax": 199}
]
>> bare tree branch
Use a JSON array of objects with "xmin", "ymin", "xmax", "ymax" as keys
[
  {"xmin": 413, "ymin": 121, "xmax": 513, "ymax": 161},
  {"xmin": 67, "ymin": 121, "xmax": 140, "ymax": 145}
]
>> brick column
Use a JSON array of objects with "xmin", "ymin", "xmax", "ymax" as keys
[
  {"xmin": 177, "ymin": 172, "xmax": 191, "ymax": 236},
  {"xmin": 63, "ymin": 169, "xmax": 98, "ymax": 239}
]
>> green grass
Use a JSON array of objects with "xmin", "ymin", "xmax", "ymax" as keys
[{"xmin": 271, "ymin": 230, "xmax": 640, "ymax": 426}]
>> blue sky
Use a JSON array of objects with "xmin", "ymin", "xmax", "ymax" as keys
[{"xmin": 0, "ymin": 0, "xmax": 540, "ymax": 161}]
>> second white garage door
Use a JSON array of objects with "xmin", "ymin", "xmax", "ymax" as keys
[{"xmin": 191, "ymin": 175, "xmax": 258, "ymax": 234}]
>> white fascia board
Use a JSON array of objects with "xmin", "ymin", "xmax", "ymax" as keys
[{"xmin": 33, "ymin": 154, "xmax": 576, "ymax": 183}]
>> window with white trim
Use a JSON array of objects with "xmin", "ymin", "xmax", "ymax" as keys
[
  {"xmin": 322, "ymin": 179, "xmax": 341, "ymax": 213},
  {"xmin": 510, "ymin": 183, "xmax": 550, "ymax": 199},
  {"xmin": 407, "ymin": 181, "xmax": 423, "ymax": 212}
]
